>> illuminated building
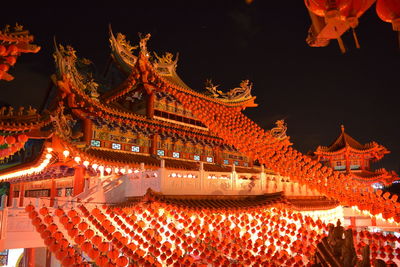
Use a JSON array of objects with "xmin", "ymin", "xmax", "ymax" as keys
[{"xmin": 0, "ymin": 26, "xmax": 399, "ymax": 266}]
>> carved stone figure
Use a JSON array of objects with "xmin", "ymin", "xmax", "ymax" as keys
[
  {"xmin": 7, "ymin": 106, "xmax": 14, "ymax": 116},
  {"xmin": 139, "ymin": 33, "xmax": 151, "ymax": 52},
  {"xmin": 27, "ymin": 106, "xmax": 37, "ymax": 116},
  {"xmin": 270, "ymin": 120, "xmax": 288, "ymax": 140},
  {"xmin": 116, "ymin": 33, "xmax": 138, "ymax": 52},
  {"xmin": 227, "ymin": 79, "xmax": 253, "ymax": 100},
  {"xmin": 17, "ymin": 106, "xmax": 24, "ymax": 116},
  {"xmin": 0, "ymin": 106, "xmax": 6, "ymax": 116}
]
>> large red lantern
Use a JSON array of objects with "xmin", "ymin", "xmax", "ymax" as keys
[{"xmin": 377, "ymin": 0, "xmax": 400, "ymax": 46}]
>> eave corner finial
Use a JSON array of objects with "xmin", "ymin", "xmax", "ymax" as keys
[{"xmin": 340, "ymin": 124, "xmax": 345, "ymax": 132}]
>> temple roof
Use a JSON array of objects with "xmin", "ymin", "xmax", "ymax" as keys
[
  {"xmin": 315, "ymin": 125, "xmax": 389, "ymax": 160},
  {"xmin": 83, "ymin": 148, "xmax": 261, "ymax": 173},
  {"xmin": 115, "ymin": 188, "xmax": 284, "ymax": 209}
]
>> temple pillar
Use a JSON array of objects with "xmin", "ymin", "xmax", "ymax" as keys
[
  {"xmin": 45, "ymin": 248, "xmax": 51, "ymax": 267},
  {"xmin": 371, "ymin": 216, "xmax": 377, "ymax": 227},
  {"xmin": 349, "ymin": 216, "xmax": 356, "ymax": 229},
  {"xmin": 24, "ymin": 248, "xmax": 35, "ymax": 267},
  {"xmin": 150, "ymin": 133, "xmax": 159, "ymax": 155},
  {"xmin": 73, "ymin": 167, "xmax": 86, "ymax": 197},
  {"xmin": 147, "ymin": 92, "xmax": 155, "ymax": 119},
  {"xmin": 19, "ymin": 183, "xmax": 25, "ymax": 207},
  {"xmin": 7, "ymin": 183, "xmax": 14, "ymax": 207},
  {"xmin": 50, "ymin": 178, "xmax": 56, "ymax": 207},
  {"xmin": 83, "ymin": 119, "xmax": 93, "ymax": 145}
]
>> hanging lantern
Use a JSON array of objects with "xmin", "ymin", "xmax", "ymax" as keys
[{"xmin": 377, "ymin": 0, "xmax": 400, "ymax": 46}]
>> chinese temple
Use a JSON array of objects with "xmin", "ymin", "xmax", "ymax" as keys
[
  {"xmin": 0, "ymin": 24, "xmax": 400, "ymax": 266},
  {"xmin": 314, "ymin": 125, "xmax": 397, "ymax": 187}
]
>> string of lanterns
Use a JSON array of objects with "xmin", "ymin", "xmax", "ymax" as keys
[{"xmin": 0, "ymin": 134, "xmax": 28, "ymax": 161}]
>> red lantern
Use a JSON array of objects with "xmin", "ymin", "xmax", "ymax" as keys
[
  {"xmin": 5, "ymin": 135, "xmax": 16, "ymax": 145},
  {"xmin": 377, "ymin": 0, "xmax": 400, "ymax": 46}
]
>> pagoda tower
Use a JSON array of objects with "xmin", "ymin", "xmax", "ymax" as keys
[{"xmin": 314, "ymin": 125, "xmax": 397, "ymax": 187}]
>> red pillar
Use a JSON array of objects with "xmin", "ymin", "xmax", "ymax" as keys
[
  {"xmin": 150, "ymin": 133, "xmax": 159, "ymax": 155},
  {"xmin": 83, "ymin": 118, "xmax": 93, "ymax": 145},
  {"xmin": 147, "ymin": 92, "xmax": 155, "ymax": 119},
  {"xmin": 45, "ymin": 248, "xmax": 51, "ymax": 267},
  {"xmin": 49, "ymin": 179, "xmax": 56, "ymax": 207},
  {"xmin": 73, "ymin": 167, "xmax": 85, "ymax": 197},
  {"xmin": 371, "ymin": 216, "xmax": 377, "ymax": 227},
  {"xmin": 19, "ymin": 183, "xmax": 25, "ymax": 207},
  {"xmin": 24, "ymin": 248, "xmax": 35, "ymax": 267},
  {"xmin": 350, "ymin": 216, "xmax": 356, "ymax": 229},
  {"xmin": 7, "ymin": 183, "xmax": 14, "ymax": 207}
]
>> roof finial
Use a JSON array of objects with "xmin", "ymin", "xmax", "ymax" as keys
[{"xmin": 340, "ymin": 124, "xmax": 345, "ymax": 132}]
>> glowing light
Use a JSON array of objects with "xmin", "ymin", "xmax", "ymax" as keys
[
  {"xmin": 98, "ymin": 166, "xmax": 104, "ymax": 172},
  {"xmin": 134, "ymin": 169, "xmax": 139, "ymax": 174},
  {"xmin": 105, "ymin": 167, "xmax": 111, "ymax": 173},
  {"xmin": 92, "ymin": 164, "xmax": 98, "ymax": 170},
  {"xmin": 63, "ymin": 150, "xmax": 70, "ymax": 158},
  {"xmin": 83, "ymin": 161, "xmax": 89, "ymax": 167},
  {"xmin": 0, "ymin": 152, "xmax": 52, "ymax": 180},
  {"xmin": 74, "ymin": 156, "xmax": 81, "ymax": 163},
  {"xmin": 120, "ymin": 168, "xmax": 126, "ymax": 174},
  {"xmin": 114, "ymin": 168, "xmax": 119, "ymax": 173},
  {"xmin": 128, "ymin": 169, "xmax": 133, "ymax": 174},
  {"xmin": 46, "ymin": 147, "xmax": 53, "ymax": 153}
]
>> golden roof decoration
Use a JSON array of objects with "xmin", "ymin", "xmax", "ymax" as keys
[{"xmin": 205, "ymin": 79, "xmax": 254, "ymax": 102}]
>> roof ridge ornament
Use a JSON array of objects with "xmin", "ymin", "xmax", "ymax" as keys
[
  {"xmin": 138, "ymin": 32, "xmax": 151, "ymax": 57},
  {"xmin": 270, "ymin": 120, "xmax": 288, "ymax": 140},
  {"xmin": 204, "ymin": 79, "xmax": 254, "ymax": 101}
]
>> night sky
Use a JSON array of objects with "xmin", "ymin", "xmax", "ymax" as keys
[{"xmin": 1, "ymin": 2, "xmax": 399, "ymax": 173}]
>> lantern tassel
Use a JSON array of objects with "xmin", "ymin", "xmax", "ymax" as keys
[
  {"xmin": 336, "ymin": 36, "xmax": 346, "ymax": 54},
  {"xmin": 352, "ymin": 28, "xmax": 360, "ymax": 49}
]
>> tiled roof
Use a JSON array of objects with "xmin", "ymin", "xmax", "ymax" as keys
[
  {"xmin": 286, "ymin": 196, "xmax": 339, "ymax": 211},
  {"xmin": 116, "ymin": 189, "xmax": 284, "ymax": 209},
  {"xmin": 315, "ymin": 125, "xmax": 388, "ymax": 157},
  {"xmin": 83, "ymin": 148, "xmax": 261, "ymax": 173}
]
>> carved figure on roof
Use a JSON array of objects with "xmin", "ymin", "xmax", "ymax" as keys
[
  {"xmin": 154, "ymin": 52, "xmax": 177, "ymax": 65},
  {"xmin": 51, "ymin": 103, "xmax": 76, "ymax": 139},
  {"xmin": 7, "ymin": 106, "xmax": 13, "ymax": 117},
  {"xmin": 139, "ymin": 33, "xmax": 151, "ymax": 52},
  {"xmin": 227, "ymin": 80, "xmax": 253, "ymax": 100},
  {"xmin": 205, "ymin": 79, "xmax": 225, "ymax": 98},
  {"xmin": 0, "ymin": 107, "xmax": 6, "ymax": 116},
  {"xmin": 84, "ymin": 73, "xmax": 99, "ymax": 99},
  {"xmin": 270, "ymin": 120, "xmax": 288, "ymax": 140},
  {"xmin": 2, "ymin": 25, "xmax": 10, "ymax": 33},
  {"xmin": 27, "ymin": 106, "xmax": 37, "ymax": 116},
  {"xmin": 17, "ymin": 106, "xmax": 24, "ymax": 116},
  {"xmin": 116, "ymin": 33, "xmax": 138, "ymax": 52},
  {"xmin": 14, "ymin": 23, "xmax": 23, "ymax": 32}
]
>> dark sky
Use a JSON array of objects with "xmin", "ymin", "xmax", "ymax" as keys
[{"xmin": 1, "ymin": 2, "xmax": 399, "ymax": 172}]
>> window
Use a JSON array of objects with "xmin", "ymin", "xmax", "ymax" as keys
[
  {"xmin": 65, "ymin": 188, "xmax": 73, "ymax": 197},
  {"xmin": 112, "ymin": 143, "xmax": 121, "ymax": 150},
  {"xmin": 57, "ymin": 188, "xmax": 63, "ymax": 197},
  {"xmin": 243, "ymin": 162, "xmax": 249, "ymax": 167},
  {"xmin": 91, "ymin": 140, "xmax": 101, "ymax": 147},
  {"xmin": 25, "ymin": 189, "xmax": 50, "ymax": 198},
  {"xmin": 13, "ymin": 191, "xmax": 19, "ymax": 197},
  {"xmin": 206, "ymin": 157, "xmax": 213, "ymax": 163},
  {"xmin": 223, "ymin": 159, "xmax": 229, "ymax": 165},
  {"xmin": 194, "ymin": 155, "xmax": 200, "ymax": 161},
  {"xmin": 157, "ymin": 150, "xmax": 165, "ymax": 156},
  {"xmin": 334, "ymin": 161, "xmax": 346, "ymax": 171},
  {"xmin": 131, "ymin": 146, "xmax": 140, "ymax": 152},
  {"xmin": 234, "ymin": 161, "xmax": 239, "ymax": 166},
  {"xmin": 173, "ymin": 152, "xmax": 180, "ymax": 158}
]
